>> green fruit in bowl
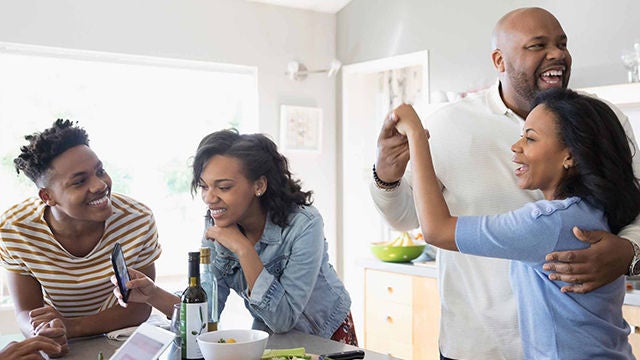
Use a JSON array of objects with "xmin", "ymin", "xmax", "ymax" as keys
[{"xmin": 370, "ymin": 243, "xmax": 426, "ymax": 262}]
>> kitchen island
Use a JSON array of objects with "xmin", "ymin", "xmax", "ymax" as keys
[{"xmin": 55, "ymin": 329, "xmax": 394, "ymax": 359}]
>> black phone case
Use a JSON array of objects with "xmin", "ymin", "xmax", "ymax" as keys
[
  {"xmin": 111, "ymin": 243, "xmax": 131, "ymax": 302},
  {"xmin": 318, "ymin": 350, "xmax": 365, "ymax": 360}
]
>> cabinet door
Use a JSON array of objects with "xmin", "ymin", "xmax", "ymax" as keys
[
  {"xmin": 623, "ymin": 305, "xmax": 640, "ymax": 358},
  {"xmin": 412, "ymin": 276, "xmax": 440, "ymax": 360},
  {"xmin": 364, "ymin": 269, "xmax": 441, "ymax": 360}
]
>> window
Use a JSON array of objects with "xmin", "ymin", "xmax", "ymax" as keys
[{"xmin": 0, "ymin": 42, "xmax": 258, "ymax": 302}]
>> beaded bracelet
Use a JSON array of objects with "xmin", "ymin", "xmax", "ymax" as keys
[{"xmin": 372, "ymin": 164, "xmax": 401, "ymax": 191}]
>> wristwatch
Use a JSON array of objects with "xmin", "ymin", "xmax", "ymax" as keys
[{"xmin": 629, "ymin": 240, "xmax": 640, "ymax": 276}]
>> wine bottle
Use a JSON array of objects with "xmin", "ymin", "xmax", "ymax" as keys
[
  {"xmin": 180, "ymin": 252, "xmax": 208, "ymax": 360},
  {"xmin": 199, "ymin": 247, "xmax": 218, "ymax": 331}
]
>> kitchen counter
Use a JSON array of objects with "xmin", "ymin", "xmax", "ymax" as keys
[
  {"xmin": 358, "ymin": 257, "xmax": 438, "ymax": 278},
  {"xmin": 359, "ymin": 257, "xmax": 640, "ymax": 306},
  {"xmin": 52, "ymin": 329, "xmax": 394, "ymax": 359}
]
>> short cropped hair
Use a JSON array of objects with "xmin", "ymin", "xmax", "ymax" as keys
[{"xmin": 14, "ymin": 119, "xmax": 90, "ymax": 186}]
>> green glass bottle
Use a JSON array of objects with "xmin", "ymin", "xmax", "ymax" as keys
[{"xmin": 180, "ymin": 252, "xmax": 208, "ymax": 360}]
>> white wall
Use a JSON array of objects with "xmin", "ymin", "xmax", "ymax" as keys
[
  {"xmin": 0, "ymin": 0, "xmax": 339, "ymax": 261},
  {"xmin": 337, "ymin": 0, "xmax": 640, "ymax": 95}
]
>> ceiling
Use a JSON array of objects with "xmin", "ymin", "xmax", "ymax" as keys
[{"xmin": 248, "ymin": 0, "xmax": 352, "ymax": 13}]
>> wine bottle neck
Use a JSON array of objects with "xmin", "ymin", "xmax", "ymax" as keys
[
  {"xmin": 188, "ymin": 256, "xmax": 200, "ymax": 279},
  {"xmin": 187, "ymin": 251, "xmax": 201, "ymax": 287}
]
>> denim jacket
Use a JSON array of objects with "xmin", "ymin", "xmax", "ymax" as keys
[{"xmin": 202, "ymin": 205, "xmax": 351, "ymax": 338}]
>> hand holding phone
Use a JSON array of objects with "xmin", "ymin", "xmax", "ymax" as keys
[{"xmin": 111, "ymin": 243, "xmax": 131, "ymax": 302}]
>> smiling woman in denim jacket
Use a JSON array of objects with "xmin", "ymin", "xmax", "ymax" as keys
[{"xmin": 112, "ymin": 129, "xmax": 356, "ymax": 345}]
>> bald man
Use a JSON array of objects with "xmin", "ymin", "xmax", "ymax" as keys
[{"xmin": 370, "ymin": 7, "xmax": 640, "ymax": 360}]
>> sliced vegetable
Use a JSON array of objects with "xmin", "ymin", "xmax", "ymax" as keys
[
  {"xmin": 261, "ymin": 347, "xmax": 310, "ymax": 359},
  {"xmin": 217, "ymin": 337, "xmax": 237, "ymax": 343}
]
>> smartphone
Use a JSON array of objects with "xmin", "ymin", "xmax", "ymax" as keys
[{"xmin": 111, "ymin": 243, "xmax": 131, "ymax": 302}]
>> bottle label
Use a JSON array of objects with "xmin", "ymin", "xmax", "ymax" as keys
[{"xmin": 180, "ymin": 302, "xmax": 208, "ymax": 359}]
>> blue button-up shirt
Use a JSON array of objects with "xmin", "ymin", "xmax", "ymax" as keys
[
  {"xmin": 456, "ymin": 197, "xmax": 633, "ymax": 359},
  {"xmin": 202, "ymin": 205, "xmax": 351, "ymax": 338}
]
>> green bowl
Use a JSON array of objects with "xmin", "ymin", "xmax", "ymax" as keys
[{"xmin": 370, "ymin": 243, "xmax": 426, "ymax": 263}]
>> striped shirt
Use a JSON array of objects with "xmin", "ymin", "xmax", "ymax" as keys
[{"xmin": 0, "ymin": 193, "xmax": 162, "ymax": 317}]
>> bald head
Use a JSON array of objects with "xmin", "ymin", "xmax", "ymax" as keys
[
  {"xmin": 489, "ymin": 7, "xmax": 571, "ymax": 119},
  {"xmin": 492, "ymin": 7, "xmax": 562, "ymax": 50}
]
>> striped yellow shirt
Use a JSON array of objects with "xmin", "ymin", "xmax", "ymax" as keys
[{"xmin": 0, "ymin": 193, "xmax": 162, "ymax": 317}]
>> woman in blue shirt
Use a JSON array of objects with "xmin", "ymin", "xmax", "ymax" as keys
[
  {"xmin": 114, "ymin": 129, "xmax": 356, "ymax": 345},
  {"xmin": 393, "ymin": 88, "xmax": 640, "ymax": 359}
]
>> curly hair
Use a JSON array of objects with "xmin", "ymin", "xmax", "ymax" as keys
[
  {"xmin": 190, "ymin": 129, "xmax": 313, "ymax": 228},
  {"xmin": 532, "ymin": 88, "xmax": 640, "ymax": 233},
  {"xmin": 14, "ymin": 119, "xmax": 90, "ymax": 186}
]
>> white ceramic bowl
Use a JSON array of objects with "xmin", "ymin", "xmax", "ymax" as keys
[{"xmin": 197, "ymin": 329, "xmax": 269, "ymax": 360}]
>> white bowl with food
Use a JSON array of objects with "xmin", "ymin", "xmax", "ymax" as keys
[{"xmin": 197, "ymin": 329, "xmax": 269, "ymax": 360}]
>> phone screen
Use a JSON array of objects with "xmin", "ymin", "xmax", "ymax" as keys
[{"xmin": 111, "ymin": 243, "xmax": 131, "ymax": 302}]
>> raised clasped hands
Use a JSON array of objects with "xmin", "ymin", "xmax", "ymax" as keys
[
  {"xmin": 374, "ymin": 107, "xmax": 411, "ymax": 184},
  {"xmin": 391, "ymin": 103, "xmax": 425, "ymax": 137},
  {"xmin": 374, "ymin": 104, "xmax": 430, "ymax": 185}
]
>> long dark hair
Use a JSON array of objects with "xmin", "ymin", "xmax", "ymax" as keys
[
  {"xmin": 533, "ymin": 88, "xmax": 640, "ymax": 233},
  {"xmin": 190, "ymin": 129, "xmax": 313, "ymax": 228}
]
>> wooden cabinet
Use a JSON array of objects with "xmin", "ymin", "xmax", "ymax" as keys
[
  {"xmin": 363, "ymin": 264, "xmax": 640, "ymax": 359},
  {"xmin": 623, "ymin": 305, "xmax": 640, "ymax": 358},
  {"xmin": 364, "ymin": 269, "xmax": 440, "ymax": 359}
]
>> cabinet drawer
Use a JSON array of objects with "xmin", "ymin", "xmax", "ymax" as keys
[
  {"xmin": 365, "ymin": 302, "xmax": 412, "ymax": 343},
  {"xmin": 366, "ymin": 334, "xmax": 413, "ymax": 359},
  {"xmin": 365, "ymin": 269, "xmax": 413, "ymax": 306}
]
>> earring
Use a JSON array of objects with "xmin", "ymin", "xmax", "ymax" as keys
[
  {"xmin": 256, "ymin": 191, "xmax": 262, "ymax": 197},
  {"xmin": 563, "ymin": 163, "xmax": 570, "ymax": 170}
]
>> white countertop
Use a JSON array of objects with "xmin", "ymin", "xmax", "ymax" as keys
[{"xmin": 358, "ymin": 257, "xmax": 438, "ymax": 278}]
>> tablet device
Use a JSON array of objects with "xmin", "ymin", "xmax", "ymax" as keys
[{"xmin": 110, "ymin": 323, "xmax": 176, "ymax": 360}]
